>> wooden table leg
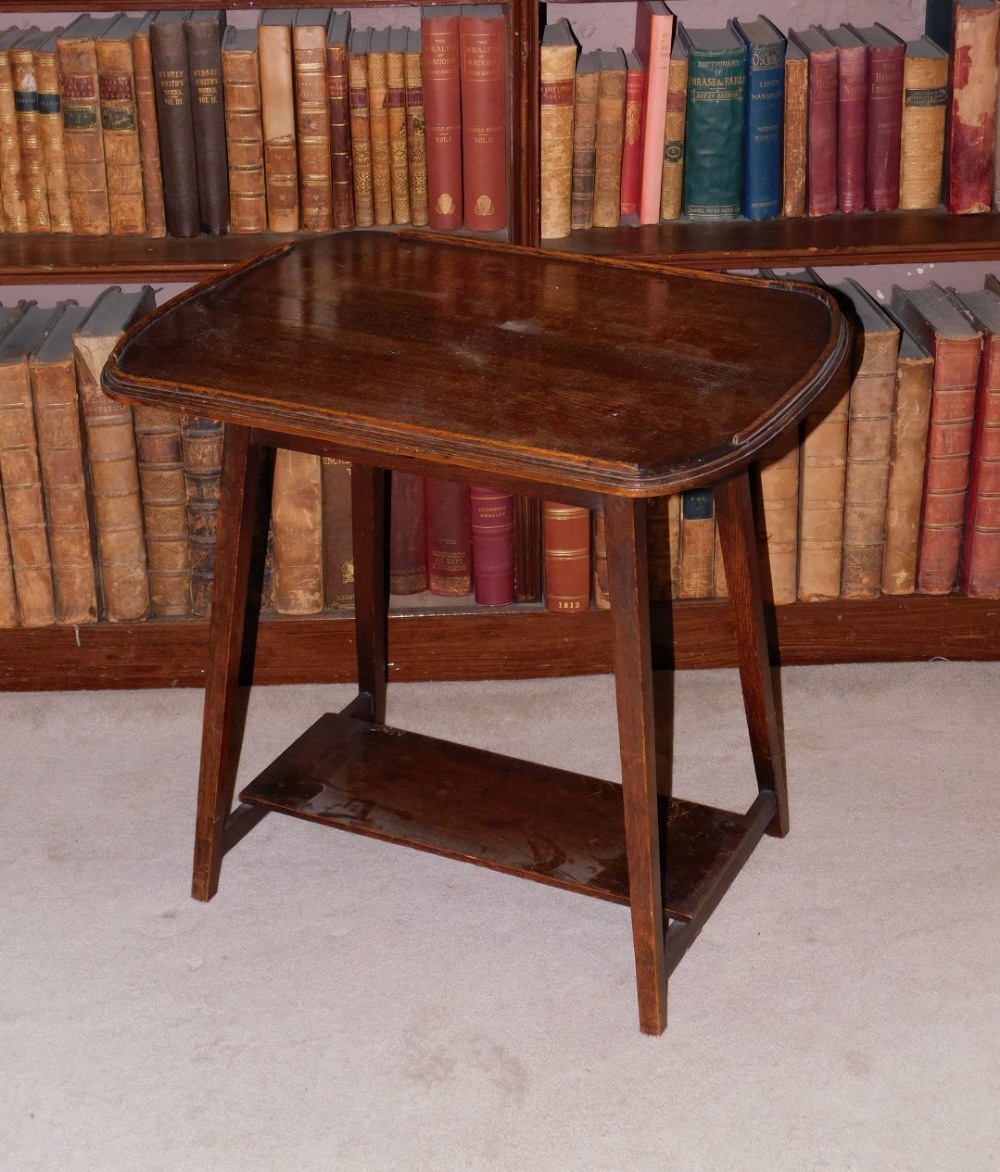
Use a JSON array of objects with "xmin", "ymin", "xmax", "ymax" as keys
[
  {"xmin": 714, "ymin": 471, "xmax": 789, "ymax": 837},
  {"xmin": 192, "ymin": 426, "xmax": 274, "ymax": 901},
  {"xmin": 349, "ymin": 463, "xmax": 388, "ymax": 724},
  {"xmin": 603, "ymin": 495, "xmax": 668, "ymax": 1035}
]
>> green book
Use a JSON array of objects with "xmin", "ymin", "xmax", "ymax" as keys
[{"xmin": 680, "ymin": 25, "xmax": 747, "ymax": 219}]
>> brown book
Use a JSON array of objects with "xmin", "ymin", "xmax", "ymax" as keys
[
  {"xmin": 570, "ymin": 51, "xmax": 600, "ymax": 232},
  {"xmin": 713, "ymin": 520, "xmax": 728, "ymax": 598},
  {"xmin": 890, "ymin": 283, "xmax": 982, "ymax": 595},
  {"xmin": 757, "ymin": 432, "xmax": 800, "ymax": 605},
  {"xmin": 97, "ymin": 14, "xmax": 147, "ymax": 236},
  {"xmin": 592, "ymin": 506, "xmax": 610, "ymax": 609},
  {"xmin": 367, "ymin": 28, "xmax": 394, "ymax": 227},
  {"xmin": 0, "ymin": 304, "xmax": 61, "ymax": 628},
  {"xmin": 293, "ymin": 8, "xmax": 334, "ymax": 233},
  {"xmin": 459, "ymin": 5, "xmax": 506, "ymax": 232},
  {"xmin": 899, "ymin": 36, "xmax": 948, "ymax": 211},
  {"xmin": 832, "ymin": 280, "xmax": 902, "ymax": 599},
  {"xmin": 539, "ymin": 18, "xmax": 577, "ymax": 241},
  {"xmin": 387, "ymin": 27, "xmax": 411, "ymax": 225},
  {"xmin": 132, "ymin": 13, "xmax": 167, "ymax": 239},
  {"xmin": 847, "ymin": 22, "xmax": 905, "ymax": 213},
  {"xmin": 781, "ymin": 39, "xmax": 807, "ymax": 218},
  {"xmin": 10, "ymin": 28, "xmax": 50, "ymax": 233},
  {"xmin": 133, "ymin": 404, "xmax": 190, "ymax": 617},
  {"xmin": 29, "ymin": 301, "xmax": 99, "ymax": 626},
  {"xmin": 470, "ymin": 486, "xmax": 515, "ymax": 605},
  {"xmin": 660, "ymin": 37, "xmax": 687, "ymax": 221},
  {"xmin": 422, "ymin": 6, "xmax": 463, "ymax": 230},
  {"xmin": 221, "ymin": 24, "xmax": 267, "ymax": 234},
  {"xmin": 151, "ymin": 11, "xmax": 200, "ymax": 238},
  {"xmin": 271, "ymin": 448, "xmax": 323, "ymax": 614},
  {"xmin": 321, "ymin": 456, "xmax": 354, "ymax": 609},
  {"xmin": 58, "ymin": 15, "xmax": 119, "ymax": 236},
  {"xmin": 404, "ymin": 27, "xmax": 429, "ymax": 228},
  {"xmin": 389, "ymin": 470, "xmax": 428, "ymax": 594},
  {"xmin": 259, "ymin": 9, "xmax": 299, "ymax": 232},
  {"xmin": 788, "ymin": 27, "xmax": 839, "ymax": 219},
  {"xmin": 543, "ymin": 500, "xmax": 590, "ymax": 612},
  {"xmin": 0, "ymin": 28, "xmax": 29, "ymax": 234},
  {"xmin": 181, "ymin": 415, "xmax": 223, "ymax": 617},
  {"xmin": 426, "ymin": 476, "xmax": 472, "ymax": 596},
  {"xmin": 647, "ymin": 493, "xmax": 680, "ymax": 601},
  {"xmin": 592, "ymin": 48, "xmax": 626, "ymax": 229},
  {"xmin": 678, "ymin": 488, "xmax": 715, "ymax": 599},
  {"xmin": 186, "ymin": 10, "xmax": 229, "ymax": 235},
  {"xmin": 0, "ymin": 303, "xmax": 30, "ymax": 627},
  {"xmin": 327, "ymin": 12, "xmax": 355, "ymax": 230},
  {"xmin": 32, "ymin": 27, "xmax": 73, "ymax": 234},
  {"xmin": 620, "ymin": 50, "xmax": 643, "ymax": 219},
  {"xmin": 347, "ymin": 27, "xmax": 374, "ymax": 228},
  {"xmin": 74, "ymin": 286, "xmax": 156, "ymax": 623}
]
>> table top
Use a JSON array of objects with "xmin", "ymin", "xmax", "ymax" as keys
[{"xmin": 103, "ymin": 232, "xmax": 850, "ymax": 497}]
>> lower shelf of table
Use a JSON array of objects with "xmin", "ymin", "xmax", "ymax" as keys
[{"xmin": 238, "ymin": 712, "xmax": 774, "ymax": 925}]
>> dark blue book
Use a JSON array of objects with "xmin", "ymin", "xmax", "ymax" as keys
[{"xmin": 731, "ymin": 16, "xmax": 786, "ymax": 220}]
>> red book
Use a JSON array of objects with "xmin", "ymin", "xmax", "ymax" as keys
[
  {"xmin": 848, "ymin": 22, "xmax": 905, "ymax": 211},
  {"xmin": 426, "ymin": 476, "xmax": 472, "ymax": 596},
  {"xmin": 619, "ymin": 50, "xmax": 644, "ymax": 217},
  {"xmin": 470, "ymin": 485, "xmax": 514, "ymax": 604},
  {"xmin": 789, "ymin": 28, "xmax": 839, "ymax": 217},
  {"xmin": 422, "ymin": 5, "xmax": 463, "ymax": 230},
  {"xmin": 820, "ymin": 26, "xmax": 867, "ymax": 213},
  {"xmin": 633, "ymin": 0, "xmax": 675, "ymax": 225},
  {"xmin": 459, "ymin": 5, "xmax": 506, "ymax": 232},
  {"xmin": 389, "ymin": 470, "xmax": 428, "ymax": 594},
  {"xmin": 543, "ymin": 500, "xmax": 590, "ymax": 612}
]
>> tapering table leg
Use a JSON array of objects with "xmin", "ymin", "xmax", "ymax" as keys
[
  {"xmin": 192, "ymin": 426, "xmax": 274, "ymax": 901},
  {"xmin": 714, "ymin": 470, "xmax": 789, "ymax": 837},
  {"xmin": 603, "ymin": 495, "xmax": 668, "ymax": 1035},
  {"xmin": 350, "ymin": 464, "xmax": 388, "ymax": 724}
]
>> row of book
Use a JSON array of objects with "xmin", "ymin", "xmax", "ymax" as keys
[
  {"xmin": 541, "ymin": 0, "xmax": 1000, "ymax": 237},
  {"xmin": 0, "ymin": 6, "xmax": 506, "ymax": 240}
]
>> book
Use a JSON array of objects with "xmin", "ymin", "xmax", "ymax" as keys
[
  {"xmin": 132, "ymin": 13, "xmax": 167, "ymax": 239},
  {"xmin": 570, "ymin": 51, "xmax": 600, "ymax": 232},
  {"xmin": 74, "ymin": 286, "xmax": 155, "ymax": 623},
  {"xmin": 731, "ymin": 16, "xmax": 785, "ymax": 221},
  {"xmin": 30, "ymin": 27, "xmax": 72, "ymax": 234},
  {"xmin": 925, "ymin": 0, "xmax": 999, "ymax": 214},
  {"xmin": 646, "ymin": 493, "xmax": 680, "ymax": 601},
  {"xmin": 820, "ymin": 25, "xmax": 868, "ymax": 214},
  {"xmin": 459, "ymin": 5, "xmax": 507, "ymax": 232},
  {"xmin": 389, "ymin": 470, "xmax": 428, "ymax": 594},
  {"xmin": 0, "ymin": 304, "xmax": 28, "ymax": 626},
  {"xmin": 327, "ymin": 11, "xmax": 355, "ymax": 230},
  {"xmin": 755, "ymin": 432, "xmax": 800, "ymax": 605},
  {"xmin": 387, "ymin": 27, "xmax": 411, "ymax": 225},
  {"xmin": 713, "ymin": 521, "xmax": 728, "ymax": 598},
  {"xmin": 659, "ymin": 35, "xmax": 686, "ymax": 220},
  {"xmin": 426, "ymin": 477, "xmax": 472, "ymax": 596},
  {"xmin": 96, "ymin": 14, "xmax": 146, "ymax": 236},
  {"xmin": 347, "ymin": 27, "xmax": 374, "ymax": 229},
  {"xmin": 150, "ymin": 10, "xmax": 200, "ymax": 238},
  {"xmin": 677, "ymin": 488, "xmax": 715, "ymax": 598},
  {"xmin": 293, "ymin": 9, "xmax": 334, "ymax": 233},
  {"xmin": 592, "ymin": 507, "xmax": 610, "ymax": 609},
  {"xmin": 890, "ymin": 283, "xmax": 982, "ymax": 595},
  {"xmin": 321, "ymin": 457, "xmax": 354, "ymax": 609},
  {"xmin": 422, "ymin": 6, "xmax": 463, "ymax": 230},
  {"xmin": 592, "ymin": 49, "xmax": 627, "ymax": 229},
  {"xmin": 788, "ymin": 27, "xmax": 839, "ymax": 218},
  {"xmin": 259, "ymin": 9, "xmax": 300, "ymax": 232},
  {"xmin": 539, "ymin": 18, "xmax": 577, "ymax": 240},
  {"xmin": 781, "ymin": 38, "xmax": 807, "ymax": 218},
  {"xmin": 28, "ymin": 301, "xmax": 99, "ymax": 625},
  {"xmin": 680, "ymin": 25, "xmax": 746, "ymax": 220},
  {"xmin": 633, "ymin": 0, "xmax": 675, "ymax": 225},
  {"xmin": 403, "ymin": 27, "xmax": 429, "ymax": 227},
  {"xmin": 10, "ymin": 28, "xmax": 50, "ymax": 234},
  {"xmin": 132, "ymin": 402, "xmax": 190, "ymax": 618},
  {"xmin": 847, "ymin": 22, "xmax": 906, "ymax": 212},
  {"xmin": 367, "ymin": 27, "xmax": 394, "ymax": 227},
  {"xmin": 898, "ymin": 36, "xmax": 948, "ymax": 211},
  {"xmin": 470, "ymin": 486, "xmax": 515, "ymax": 604},
  {"xmin": 0, "ymin": 28, "xmax": 30, "ymax": 234},
  {"xmin": 620, "ymin": 50, "xmax": 643, "ymax": 218},
  {"xmin": 180, "ymin": 414, "xmax": 223, "ymax": 617},
  {"xmin": 185, "ymin": 10, "xmax": 229, "ymax": 235},
  {"xmin": 270, "ymin": 448, "xmax": 323, "ymax": 614},
  {"xmin": 221, "ymin": 24, "xmax": 267, "ymax": 234},
  {"xmin": 543, "ymin": 500, "xmax": 589, "ymax": 612}
]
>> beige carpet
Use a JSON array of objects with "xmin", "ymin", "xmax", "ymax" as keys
[{"xmin": 3, "ymin": 660, "xmax": 999, "ymax": 1171}]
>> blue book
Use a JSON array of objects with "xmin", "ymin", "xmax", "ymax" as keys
[{"xmin": 731, "ymin": 16, "xmax": 786, "ymax": 220}]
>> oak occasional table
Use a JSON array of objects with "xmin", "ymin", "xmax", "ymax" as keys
[{"xmin": 104, "ymin": 232, "xmax": 850, "ymax": 1035}]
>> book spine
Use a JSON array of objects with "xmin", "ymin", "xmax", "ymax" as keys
[
  {"xmin": 781, "ymin": 52, "xmax": 808, "ymax": 217},
  {"xmin": 899, "ymin": 49, "xmax": 947, "ymax": 211},
  {"xmin": 592, "ymin": 60, "xmax": 625, "ymax": 228},
  {"xmin": 742, "ymin": 40, "xmax": 784, "ymax": 221},
  {"xmin": 620, "ymin": 56, "xmax": 643, "ymax": 218},
  {"xmin": 150, "ymin": 20, "xmax": 200, "ymax": 238},
  {"xmin": 543, "ymin": 500, "xmax": 590, "ymax": 612},
  {"xmin": 132, "ymin": 28, "xmax": 167, "ymax": 238},
  {"xmin": 635, "ymin": 10, "xmax": 673, "ymax": 224},
  {"xmin": 592, "ymin": 507, "xmax": 610, "ymax": 609},
  {"xmin": 866, "ymin": 43, "xmax": 905, "ymax": 211},
  {"xmin": 321, "ymin": 457, "xmax": 354, "ymax": 609},
  {"xmin": 797, "ymin": 378, "xmax": 850, "ymax": 601},
  {"xmin": 0, "ymin": 44, "xmax": 29, "ymax": 233},
  {"xmin": 97, "ymin": 35, "xmax": 146, "ymax": 236},
  {"xmin": 470, "ymin": 485, "xmax": 514, "ymax": 605},
  {"xmin": 33, "ymin": 43, "xmax": 73, "ymax": 233},
  {"xmin": 757, "ymin": 433, "xmax": 800, "ymax": 604},
  {"xmin": 133, "ymin": 405, "xmax": 190, "ymax": 617},
  {"xmin": 804, "ymin": 47, "xmax": 839, "ymax": 217},
  {"xmin": 945, "ymin": 3, "xmax": 999, "ymax": 214},
  {"xmin": 646, "ymin": 493, "xmax": 680, "ymax": 601},
  {"xmin": 293, "ymin": 21, "xmax": 333, "ymax": 232},
  {"xmin": 713, "ymin": 520, "xmax": 728, "ymax": 598},
  {"xmin": 367, "ymin": 38, "xmax": 393, "ymax": 227},
  {"xmin": 222, "ymin": 38, "xmax": 267, "ymax": 234},
  {"xmin": 10, "ymin": 44, "xmax": 50, "ymax": 232},
  {"xmin": 423, "ymin": 11, "xmax": 463, "ymax": 230},
  {"xmin": 962, "ymin": 332, "xmax": 1000, "ymax": 596},
  {"xmin": 835, "ymin": 43, "xmax": 868, "ymax": 214},
  {"xmin": 389, "ymin": 470, "xmax": 428, "ymax": 594},
  {"xmin": 678, "ymin": 488, "xmax": 715, "ymax": 598},
  {"xmin": 404, "ymin": 33, "xmax": 429, "ymax": 227},
  {"xmin": 327, "ymin": 34, "xmax": 355, "ymax": 230},
  {"xmin": 426, "ymin": 476, "xmax": 472, "ymax": 596},
  {"xmin": 186, "ymin": 17, "xmax": 229, "ymax": 235},
  {"xmin": 57, "ymin": 33, "xmax": 111, "ymax": 235},
  {"xmin": 659, "ymin": 54, "xmax": 686, "ymax": 220},
  {"xmin": 0, "ymin": 487, "xmax": 18, "ymax": 625},
  {"xmin": 386, "ymin": 38, "xmax": 411, "ymax": 225},
  {"xmin": 270, "ymin": 447, "xmax": 323, "ymax": 614},
  {"xmin": 259, "ymin": 21, "xmax": 300, "ymax": 232},
  {"xmin": 571, "ymin": 62, "xmax": 599, "ymax": 231},
  {"xmin": 459, "ymin": 9, "xmax": 506, "ymax": 232},
  {"xmin": 881, "ymin": 353, "xmax": 933, "ymax": 595},
  {"xmin": 683, "ymin": 45, "xmax": 746, "ymax": 219},
  {"xmin": 347, "ymin": 36, "xmax": 374, "ymax": 228},
  {"xmin": 180, "ymin": 414, "xmax": 222, "ymax": 617}
]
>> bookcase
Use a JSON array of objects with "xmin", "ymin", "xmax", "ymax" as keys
[{"xmin": 1, "ymin": 0, "xmax": 999, "ymax": 691}]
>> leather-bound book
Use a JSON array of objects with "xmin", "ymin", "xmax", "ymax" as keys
[
  {"xmin": 74, "ymin": 286, "xmax": 155, "ymax": 623},
  {"xmin": 756, "ymin": 433, "xmax": 800, "ymax": 605},
  {"xmin": 0, "ymin": 304, "xmax": 61, "ymax": 629},
  {"xmin": 659, "ymin": 36, "xmax": 686, "ymax": 221},
  {"xmin": 180, "ymin": 414, "xmax": 223, "ymax": 617},
  {"xmin": 327, "ymin": 11, "xmax": 355, "ymax": 230},
  {"xmin": 898, "ymin": 36, "xmax": 947, "ymax": 211},
  {"xmin": 543, "ymin": 500, "xmax": 590, "ymax": 612},
  {"xmin": 132, "ymin": 13, "xmax": 167, "ymax": 239},
  {"xmin": 0, "ymin": 304, "xmax": 30, "ymax": 627},
  {"xmin": 470, "ymin": 486, "xmax": 514, "ymax": 605},
  {"xmin": 677, "ymin": 488, "xmax": 715, "ymax": 599},
  {"xmin": 133, "ymin": 405, "xmax": 190, "ymax": 617},
  {"xmin": 271, "ymin": 448, "xmax": 323, "ymax": 615},
  {"xmin": 29, "ymin": 301, "xmax": 99, "ymax": 626},
  {"xmin": 321, "ymin": 457, "xmax": 354, "ymax": 610},
  {"xmin": 404, "ymin": 27, "xmax": 429, "ymax": 227},
  {"xmin": 731, "ymin": 16, "xmax": 784, "ymax": 222},
  {"xmin": 347, "ymin": 27, "xmax": 375, "ymax": 228},
  {"xmin": 367, "ymin": 28, "xmax": 394, "ymax": 227},
  {"xmin": 33, "ymin": 28, "xmax": 73, "ymax": 234},
  {"xmin": 620, "ymin": 50, "xmax": 643, "ymax": 219},
  {"xmin": 925, "ymin": 0, "xmax": 999, "ymax": 214},
  {"xmin": 713, "ymin": 521, "xmax": 728, "ymax": 598},
  {"xmin": 259, "ymin": 9, "xmax": 299, "ymax": 232},
  {"xmin": 570, "ymin": 51, "xmax": 600, "ymax": 232},
  {"xmin": 820, "ymin": 25, "xmax": 867, "ymax": 214},
  {"xmin": 788, "ymin": 27, "xmax": 839, "ymax": 218},
  {"xmin": 848, "ymin": 23, "xmax": 905, "ymax": 212},
  {"xmin": 0, "ymin": 28, "xmax": 30, "ymax": 234},
  {"xmin": 96, "ymin": 14, "xmax": 146, "ymax": 236},
  {"xmin": 387, "ymin": 27, "xmax": 411, "ymax": 225},
  {"xmin": 422, "ymin": 6, "xmax": 463, "ymax": 230},
  {"xmin": 781, "ymin": 38, "xmax": 807, "ymax": 218},
  {"xmin": 426, "ymin": 477, "xmax": 472, "ymax": 596},
  {"xmin": 592, "ymin": 49, "xmax": 626, "ymax": 229},
  {"xmin": 221, "ymin": 24, "xmax": 267, "ymax": 234},
  {"xmin": 58, "ymin": 15, "xmax": 120, "ymax": 236},
  {"xmin": 150, "ymin": 11, "xmax": 200, "ymax": 238},
  {"xmin": 646, "ymin": 493, "xmax": 680, "ymax": 600},
  {"xmin": 633, "ymin": 0, "xmax": 674, "ymax": 225},
  {"xmin": 459, "ymin": 5, "xmax": 506, "ymax": 232},
  {"xmin": 890, "ymin": 284, "xmax": 982, "ymax": 595},
  {"xmin": 186, "ymin": 10, "xmax": 229, "ymax": 235},
  {"xmin": 293, "ymin": 9, "xmax": 334, "ymax": 233},
  {"xmin": 592, "ymin": 507, "xmax": 610, "ymax": 608},
  {"xmin": 389, "ymin": 470, "xmax": 428, "ymax": 594},
  {"xmin": 539, "ymin": 19, "xmax": 577, "ymax": 240},
  {"xmin": 10, "ymin": 28, "xmax": 51, "ymax": 233}
]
